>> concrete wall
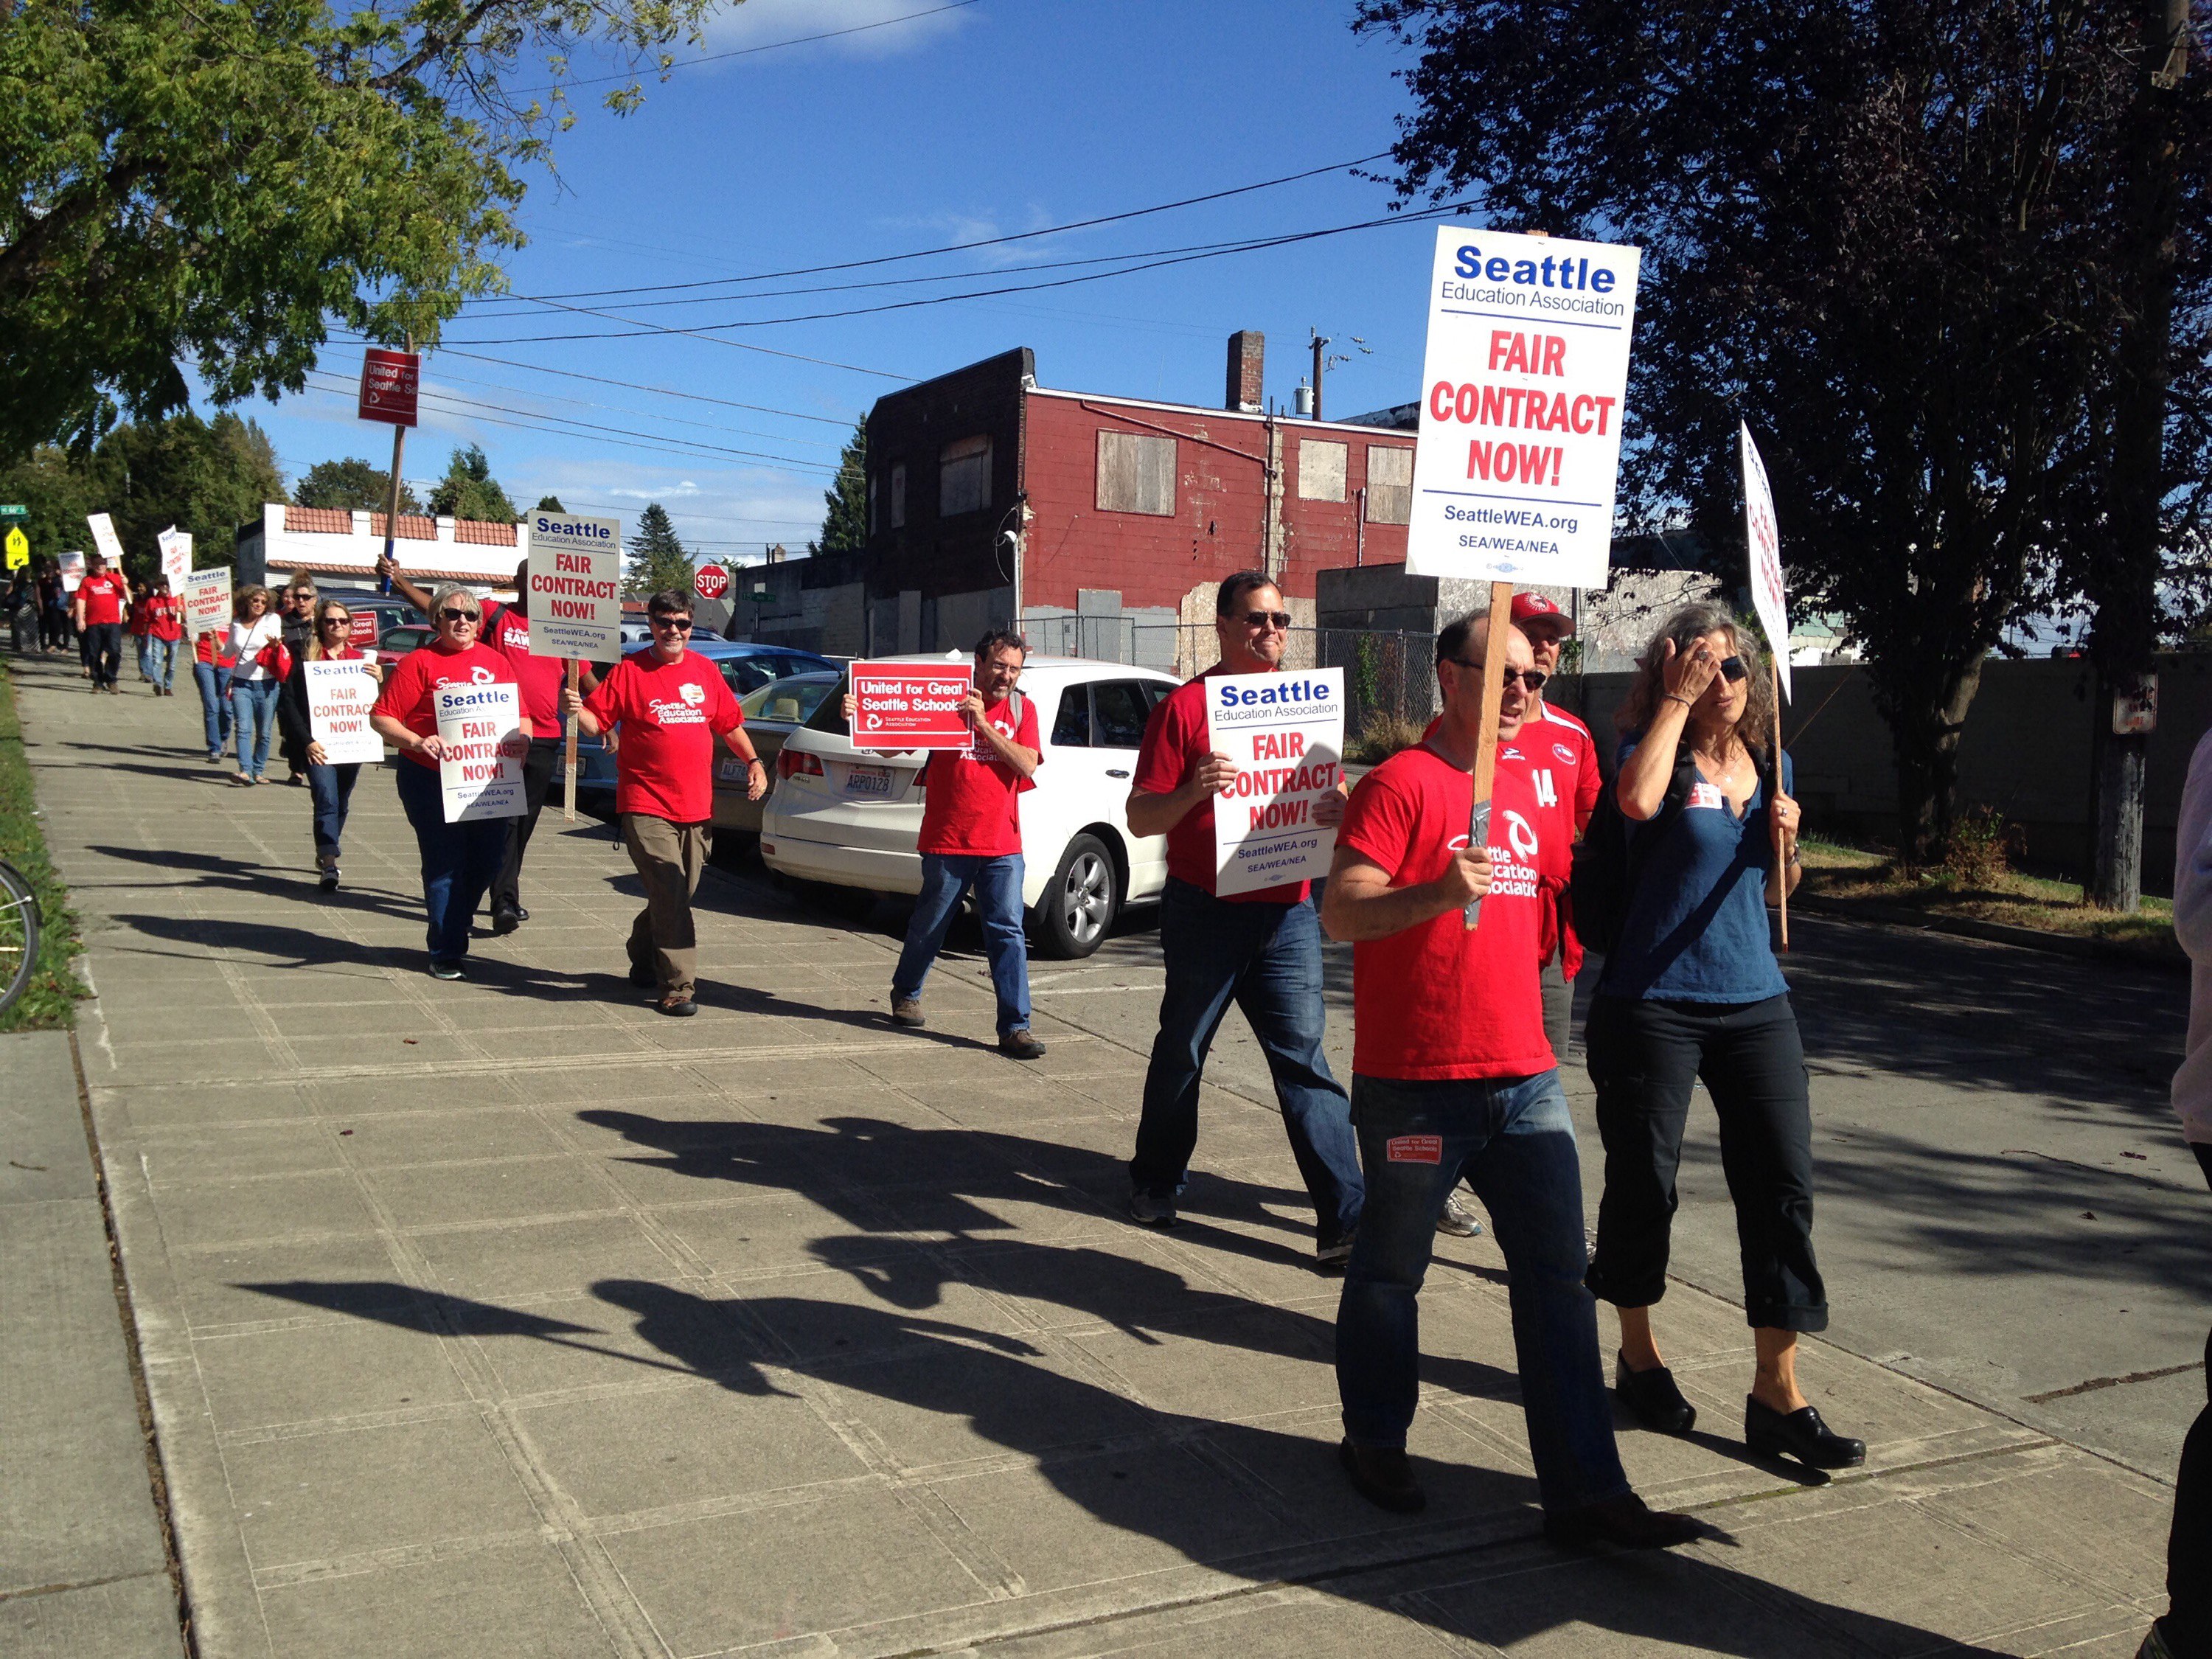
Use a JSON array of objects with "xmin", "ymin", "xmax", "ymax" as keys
[{"xmin": 1550, "ymin": 653, "xmax": 2212, "ymax": 896}]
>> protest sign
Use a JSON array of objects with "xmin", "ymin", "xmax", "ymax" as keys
[
  {"xmin": 1405, "ymin": 226, "xmax": 1642, "ymax": 588},
  {"xmin": 434, "ymin": 682, "xmax": 528, "ymax": 823},
  {"xmin": 349, "ymin": 612, "xmax": 381, "ymax": 650},
  {"xmin": 156, "ymin": 527, "xmax": 192, "ymax": 590},
  {"xmin": 1740, "ymin": 422, "xmax": 1790, "ymax": 703},
  {"xmin": 524, "ymin": 512, "xmax": 623, "ymax": 661},
  {"xmin": 303, "ymin": 661, "xmax": 383, "ymax": 765},
  {"xmin": 849, "ymin": 660, "xmax": 974, "ymax": 751},
  {"xmin": 358, "ymin": 348, "xmax": 420, "ymax": 426},
  {"xmin": 182, "ymin": 566, "xmax": 231, "ymax": 633},
  {"xmin": 58, "ymin": 550, "xmax": 84, "ymax": 593},
  {"xmin": 86, "ymin": 512, "xmax": 125, "ymax": 568},
  {"xmin": 1203, "ymin": 667, "xmax": 1346, "ymax": 898}
]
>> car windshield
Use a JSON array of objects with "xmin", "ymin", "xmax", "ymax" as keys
[
  {"xmin": 719, "ymin": 654, "xmax": 810, "ymax": 697},
  {"xmin": 741, "ymin": 674, "xmax": 836, "ymax": 724},
  {"xmin": 382, "ymin": 627, "xmax": 427, "ymax": 650}
]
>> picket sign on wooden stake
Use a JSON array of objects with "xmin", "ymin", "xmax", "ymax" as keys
[
  {"xmin": 563, "ymin": 659, "xmax": 581, "ymax": 822},
  {"xmin": 1462, "ymin": 586, "xmax": 1517, "ymax": 931},
  {"xmin": 1773, "ymin": 664, "xmax": 1790, "ymax": 951}
]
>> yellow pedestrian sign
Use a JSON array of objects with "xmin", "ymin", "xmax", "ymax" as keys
[{"xmin": 4, "ymin": 528, "xmax": 27, "ymax": 571}]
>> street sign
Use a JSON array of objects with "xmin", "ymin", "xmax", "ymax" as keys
[
  {"xmin": 693, "ymin": 563, "xmax": 730, "ymax": 601},
  {"xmin": 0, "ymin": 505, "xmax": 28, "ymax": 520},
  {"xmin": 4, "ymin": 529, "xmax": 27, "ymax": 571},
  {"xmin": 358, "ymin": 348, "xmax": 421, "ymax": 427}
]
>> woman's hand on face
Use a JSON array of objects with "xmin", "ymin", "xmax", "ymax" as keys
[
  {"xmin": 1659, "ymin": 635, "xmax": 1722, "ymax": 706},
  {"xmin": 306, "ymin": 741, "xmax": 329, "ymax": 767}
]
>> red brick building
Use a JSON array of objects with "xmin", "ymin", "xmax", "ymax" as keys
[{"xmin": 741, "ymin": 336, "xmax": 1417, "ymax": 667}]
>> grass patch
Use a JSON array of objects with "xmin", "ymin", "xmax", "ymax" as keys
[
  {"xmin": 1345, "ymin": 710, "xmax": 1427, "ymax": 767},
  {"xmin": 0, "ymin": 659, "xmax": 86, "ymax": 1028},
  {"xmin": 1796, "ymin": 835, "xmax": 2180, "ymax": 963}
]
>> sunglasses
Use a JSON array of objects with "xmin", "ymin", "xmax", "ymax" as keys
[
  {"xmin": 1447, "ymin": 661, "xmax": 1548, "ymax": 692},
  {"xmin": 649, "ymin": 616, "xmax": 694, "ymax": 632},
  {"xmin": 439, "ymin": 608, "xmax": 481, "ymax": 624},
  {"xmin": 320, "ymin": 616, "xmax": 351, "ymax": 629},
  {"xmin": 1239, "ymin": 610, "xmax": 1293, "ymax": 631},
  {"xmin": 1717, "ymin": 655, "xmax": 1748, "ymax": 683}
]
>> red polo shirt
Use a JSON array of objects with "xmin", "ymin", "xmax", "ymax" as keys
[{"xmin": 583, "ymin": 647, "xmax": 742, "ymax": 823}]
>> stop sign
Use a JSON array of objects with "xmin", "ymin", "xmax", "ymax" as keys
[{"xmin": 693, "ymin": 563, "xmax": 730, "ymax": 601}]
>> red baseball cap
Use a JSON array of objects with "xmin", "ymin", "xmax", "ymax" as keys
[{"xmin": 1510, "ymin": 591, "xmax": 1574, "ymax": 636}]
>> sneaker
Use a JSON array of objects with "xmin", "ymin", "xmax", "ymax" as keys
[
  {"xmin": 1338, "ymin": 1439, "xmax": 1425, "ymax": 1513},
  {"xmin": 318, "ymin": 864, "xmax": 339, "ymax": 894},
  {"xmin": 1128, "ymin": 1189, "xmax": 1177, "ymax": 1228},
  {"xmin": 2136, "ymin": 1625, "xmax": 2179, "ymax": 1659},
  {"xmin": 428, "ymin": 960, "xmax": 464, "ymax": 981},
  {"xmin": 1315, "ymin": 1233, "xmax": 1357, "ymax": 1273},
  {"xmin": 890, "ymin": 996, "xmax": 925, "ymax": 1029},
  {"xmin": 1436, "ymin": 1191, "xmax": 1484, "ymax": 1237},
  {"xmin": 998, "ymin": 1029, "xmax": 1046, "ymax": 1060}
]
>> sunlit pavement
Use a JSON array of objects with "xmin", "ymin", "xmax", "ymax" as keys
[{"xmin": 15, "ymin": 649, "xmax": 2189, "ymax": 1658}]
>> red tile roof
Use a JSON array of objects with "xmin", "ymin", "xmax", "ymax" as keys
[{"xmin": 280, "ymin": 506, "xmax": 516, "ymax": 546}]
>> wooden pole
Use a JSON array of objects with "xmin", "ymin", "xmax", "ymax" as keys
[
  {"xmin": 1463, "ymin": 581, "xmax": 1517, "ymax": 930},
  {"xmin": 1773, "ymin": 661, "xmax": 1790, "ymax": 952},
  {"xmin": 563, "ymin": 658, "xmax": 580, "ymax": 822},
  {"xmin": 378, "ymin": 422, "xmax": 406, "ymax": 597}
]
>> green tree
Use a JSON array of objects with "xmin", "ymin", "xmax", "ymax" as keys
[
  {"xmin": 0, "ymin": 445, "xmax": 101, "ymax": 572},
  {"xmin": 624, "ymin": 502, "xmax": 692, "ymax": 599},
  {"xmin": 296, "ymin": 458, "xmax": 422, "ymax": 514},
  {"xmin": 1, "ymin": 0, "xmax": 720, "ymax": 461},
  {"xmin": 813, "ymin": 415, "xmax": 868, "ymax": 552},
  {"xmin": 534, "ymin": 494, "xmax": 566, "ymax": 513},
  {"xmin": 426, "ymin": 445, "xmax": 517, "ymax": 523},
  {"xmin": 1358, "ymin": 0, "xmax": 2212, "ymax": 863}
]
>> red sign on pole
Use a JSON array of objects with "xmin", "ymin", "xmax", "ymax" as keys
[
  {"xmin": 693, "ymin": 563, "xmax": 730, "ymax": 601},
  {"xmin": 849, "ymin": 661, "xmax": 974, "ymax": 751},
  {"xmin": 358, "ymin": 349, "xmax": 420, "ymax": 427},
  {"xmin": 349, "ymin": 612, "xmax": 381, "ymax": 650}
]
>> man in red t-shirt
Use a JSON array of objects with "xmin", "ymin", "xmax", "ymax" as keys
[
  {"xmin": 563, "ymin": 589, "xmax": 762, "ymax": 1016},
  {"xmin": 845, "ymin": 630, "xmax": 1047, "ymax": 1060},
  {"xmin": 383, "ymin": 554, "xmax": 568, "ymax": 934},
  {"xmin": 1121, "ymin": 570, "xmax": 1362, "ymax": 1266},
  {"xmin": 71, "ymin": 553, "xmax": 131, "ymax": 693},
  {"xmin": 1318, "ymin": 611, "xmax": 1700, "ymax": 1550}
]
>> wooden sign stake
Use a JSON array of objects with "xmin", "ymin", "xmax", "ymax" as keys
[
  {"xmin": 563, "ymin": 658, "xmax": 580, "ymax": 822},
  {"xmin": 1463, "ymin": 582, "xmax": 1517, "ymax": 930},
  {"xmin": 1773, "ymin": 661, "xmax": 1790, "ymax": 952}
]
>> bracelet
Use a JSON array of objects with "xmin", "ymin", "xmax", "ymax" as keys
[{"xmin": 1663, "ymin": 693, "xmax": 1694, "ymax": 710}]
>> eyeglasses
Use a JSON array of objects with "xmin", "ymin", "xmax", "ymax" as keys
[
  {"xmin": 1717, "ymin": 655, "xmax": 1748, "ymax": 683},
  {"xmin": 649, "ymin": 616, "xmax": 694, "ymax": 632},
  {"xmin": 1238, "ymin": 611, "xmax": 1293, "ymax": 631},
  {"xmin": 320, "ymin": 616, "xmax": 350, "ymax": 630},
  {"xmin": 439, "ymin": 608, "xmax": 480, "ymax": 624},
  {"xmin": 1447, "ymin": 661, "xmax": 1548, "ymax": 692}
]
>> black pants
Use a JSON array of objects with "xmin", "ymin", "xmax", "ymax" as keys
[
  {"xmin": 490, "ymin": 737, "xmax": 560, "ymax": 915},
  {"xmin": 2157, "ymin": 1143, "xmax": 2212, "ymax": 1656},
  {"xmin": 83, "ymin": 622, "xmax": 122, "ymax": 688},
  {"xmin": 1584, "ymin": 992, "xmax": 1828, "ymax": 1332}
]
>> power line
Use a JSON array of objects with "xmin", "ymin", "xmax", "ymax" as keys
[
  {"xmin": 511, "ymin": 0, "xmax": 983, "ymax": 95},
  {"xmin": 416, "ymin": 360, "xmax": 845, "ymax": 450},
  {"xmin": 499, "ymin": 150, "xmax": 1397, "ymax": 304}
]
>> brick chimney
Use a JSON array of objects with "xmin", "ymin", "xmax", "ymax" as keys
[{"xmin": 1225, "ymin": 331, "xmax": 1264, "ymax": 414}]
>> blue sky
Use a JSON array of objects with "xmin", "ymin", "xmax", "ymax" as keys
[{"xmin": 251, "ymin": 0, "xmax": 1463, "ymax": 562}]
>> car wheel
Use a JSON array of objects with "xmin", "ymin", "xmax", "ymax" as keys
[{"xmin": 1033, "ymin": 832, "xmax": 1119, "ymax": 959}]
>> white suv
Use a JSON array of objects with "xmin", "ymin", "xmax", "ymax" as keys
[{"xmin": 760, "ymin": 654, "xmax": 1182, "ymax": 958}]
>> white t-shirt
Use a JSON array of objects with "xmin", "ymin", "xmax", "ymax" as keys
[{"xmin": 228, "ymin": 615, "xmax": 283, "ymax": 682}]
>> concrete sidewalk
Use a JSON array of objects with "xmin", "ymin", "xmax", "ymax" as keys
[{"xmin": 14, "ymin": 650, "xmax": 2180, "ymax": 1658}]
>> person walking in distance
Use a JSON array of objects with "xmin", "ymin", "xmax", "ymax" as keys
[
  {"xmin": 1122, "ymin": 570, "xmax": 1363, "ymax": 1267},
  {"xmin": 369, "ymin": 588, "xmax": 518, "ymax": 979},
  {"xmin": 139, "ymin": 575, "xmax": 182, "ymax": 696},
  {"xmin": 279, "ymin": 599, "xmax": 382, "ymax": 891},
  {"xmin": 72, "ymin": 552, "xmax": 130, "ymax": 692},
  {"xmin": 226, "ymin": 585, "xmax": 286, "ymax": 785},
  {"xmin": 846, "ymin": 630, "xmax": 1048, "ymax": 1060},
  {"xmin": 191, "ymin": 616, "xmax": 237, "ymax": 763},
  {"xmin": 275, "ymin": 574, "xmax": 318, "ymax": 783},
  {"xmin": 381, "ymin": 555, "xmax": 564, "ymax": 935},
  {"xmin": 1320, "ymin": 611, "xmax": 1704, "ymax": 1546},
  {"xmin": 2145, "ymin": 725, "xmax": 2212, "ymax": 1659},
  {"xmin": 37, "ymin": 560, "xmax": 69, "ymax": 653},
  {"xmin": 561, "ymin": 589, "xmax": 765, "ymax": 1017}
]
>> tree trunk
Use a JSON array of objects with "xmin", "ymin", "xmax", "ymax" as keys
[
  {"xmin": 1886, "ymin": 651, "xmax": 1988, "ymax": 866},
  {"xmin": 2090, "ymin": 717, "xmax": 2149, "ymax": 908}
]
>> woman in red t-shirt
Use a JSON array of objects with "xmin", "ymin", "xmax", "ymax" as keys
[
  {"xmin": 280, "ymin": 599, "xmax": 384, "ymax": 891},
  {"xmin": 368, "ymin": 587, "xmax": 518, "ymax": 979},
  {"xmin": 190, "ymin": 617, "xmax": 237, "ymax": 762},
  {"xmin": 137, "ymin": 577, "xmax": 184, "ymax": 697}
]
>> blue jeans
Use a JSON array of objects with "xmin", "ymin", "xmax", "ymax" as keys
[
  {"xmin": 192, "ymin": 661, "xmax": 232, "ymax": 757},
  {"xmin": 394, "ymin": 759, "xmax": 508, "ymax": 962},
  {"xmin": 307, "ymin": 762, "xmax": 361, "ymax": 860},
  {"xmin": 229, "ymin": 678, "xmax": 279, "ymax": 777},
  {"xmin": 1130, "ymin": 878, "xmax": 1363, "ymax": 1249},
  {"xmin": 893, "ymin": 852, "xmax": 1031, "ymax": 1036},
  {"xmin": 1336, "ymin": 1070, "xmax": 1628, "ymax": 1516},
  {"xmin": 139, "ymin": 635, "xmax": 175, "ymax": 690}
]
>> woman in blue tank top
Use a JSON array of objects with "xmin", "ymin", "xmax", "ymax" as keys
[{"xmin": 1584, "ymin": 602, "xmax": 1863, "ymax": 1472}]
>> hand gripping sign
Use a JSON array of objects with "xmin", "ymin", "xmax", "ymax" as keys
[
  {"xmin": 434, "ymin": 682, "xmax": 529, "ymax": 823},
  {"xmin": 849, "ymin": 660, "xmax": 974, "ymax": 751},
  {"xmin": 1204, "ymin": 667, "xmax": 1346, "ymax": 897},
  {"xmin": 1405, "ymin": 226, "xmax": 1642, "ymax": 588},
  {"xmin": 303, "ymin": 661, "xmax": 383, "ymax": 766}
]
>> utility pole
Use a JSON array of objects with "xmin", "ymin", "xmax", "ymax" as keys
[
  {"xmin": 1310, "ymin": 332, "xmax": 1329, "ymax": 421},
  {"xmin": 2087, "ymin": 0, "xmax": 2190, "ymax": 911}
]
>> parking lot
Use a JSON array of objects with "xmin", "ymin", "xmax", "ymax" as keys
[{"xmin": 13, "ymin": 650, "xmax": 2202, "ymax": 1658}]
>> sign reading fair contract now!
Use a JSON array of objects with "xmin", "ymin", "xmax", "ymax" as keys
[
  {"xmin": 525, "ymin": 512, "xmax": 622, "ymax": 661},
  {"xmin": 303, "ymin": 661, "xmax": 383, "ymax": 766},
  {"xmin": 849, "ymin": 660, "xmax": 974, "ymax": 751},
  {"xmin": 182, "ymin": 566, "xmax": 231, "ymax": 634},
  {"xmin": 1205, "ymin": 667, "xmax": 1346, "ymax": 897},
  {"xmin": 434, "ymin": 682, "xmax": 529, "ymax": 823}
]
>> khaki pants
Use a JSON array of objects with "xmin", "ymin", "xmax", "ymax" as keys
[{"xmin": 620, "ymin": 813, "xmax": 710, "ymax": 998}]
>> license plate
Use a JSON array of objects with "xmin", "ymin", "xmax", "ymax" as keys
[
  {"xmin": 844, "ymin": 765, "xmax": 892, "ymax": 798},
  {"xmin": 716, "ymin": 757, "xmax": 751, "ymax": 782}
]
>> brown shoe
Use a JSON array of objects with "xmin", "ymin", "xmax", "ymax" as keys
[{"xmin": 890, "ymin": 996, "xmax": 925, "ymax": 1029}]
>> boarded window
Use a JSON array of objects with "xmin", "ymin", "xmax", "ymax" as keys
[
  {"xmin": 939, "ymin": 434, "xmax": 992, "ymax": 517},
  {"xmin": 1096, "ymin": 431, "xmax": 1176, "ymax": 515},
  {"xmin": 1298, "ymin": 439, "xmax": 1348, "ymax": 501},
  {"xmin": 889, "ymin": 463, "xmax": 906, "ymax": 529},
  {"xmin": 1366, "ymin": 445, "xmax": 1413, "ymax": 524}
]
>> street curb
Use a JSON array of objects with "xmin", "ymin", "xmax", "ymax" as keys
[{"xmin": 1791, "ymin": 892, "xmax": 2187, "ymax": 975}]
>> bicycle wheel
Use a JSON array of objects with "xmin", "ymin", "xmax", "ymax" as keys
[{"xmin": 0, "ymin": 860, "xmax": 41, "ymax": 1017}]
